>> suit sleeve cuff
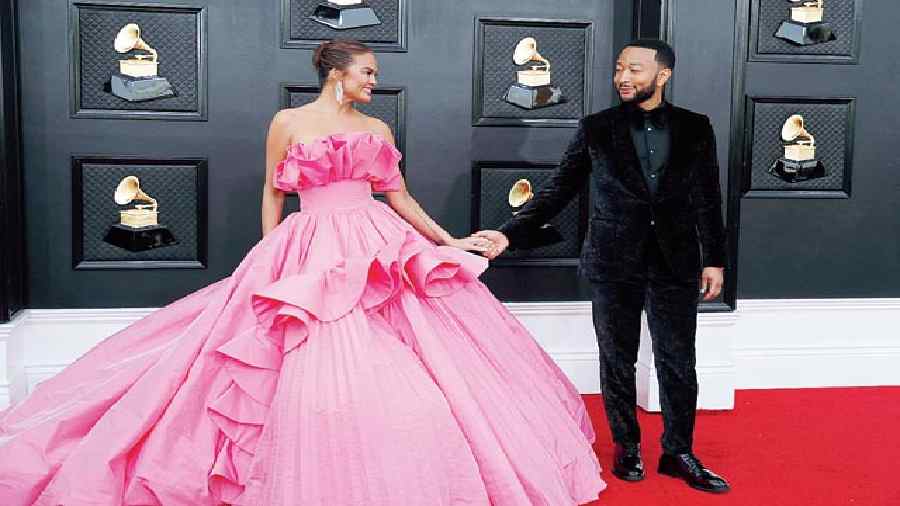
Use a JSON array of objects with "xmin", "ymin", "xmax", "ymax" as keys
[
  {"xmin": 702, "ymin": 249, "xmax": 728, "ymax": 269},
  {"xmin": 498, "ymin": 221, "xmax": 527, "ymax": 250}
]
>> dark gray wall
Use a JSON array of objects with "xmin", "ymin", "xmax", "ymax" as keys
[
  {"xmin": 20, "ymin": 0, "xmax": 633, "ymax": 308},
  {"xmin": 1, "ymin": 0, "xmax": 26, "ymax": 321},
  {"xmin": 23, "ymin": 0, "xmax": 894, "ymax": 309},
  {"xmin": 734, "ymin": 0, "xmax": 900, "ymax": 298},
  {"xmin": 665, "ymin": 0, "xmax": 739, "ymax": 310},
  {"xmin": 634, "ymin": 0, "xmax": 900, "ymax": 302}
]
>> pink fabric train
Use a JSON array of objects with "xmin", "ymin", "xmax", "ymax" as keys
[{"xmin": 0, "ymin": 131, "xmax": 605, "ymax": 505}]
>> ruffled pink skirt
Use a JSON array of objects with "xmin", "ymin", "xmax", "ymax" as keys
[{"xmin": 0, "ymin": 194, "xmax": 605, "ymax": 505}]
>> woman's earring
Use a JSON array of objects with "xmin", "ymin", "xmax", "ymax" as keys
[{"xmin": 335, "ymin": 81, "xmax": 344, "ymax": 104}]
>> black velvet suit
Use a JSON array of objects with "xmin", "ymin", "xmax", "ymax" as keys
[{"xmin": 499, "ymin": 102, "xmax": 726, "ymax": 454}]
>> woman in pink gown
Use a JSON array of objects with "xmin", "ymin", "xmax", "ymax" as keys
[{"xmin": 0, "ymin": 39, "xmax": 605, "ymax": 505}]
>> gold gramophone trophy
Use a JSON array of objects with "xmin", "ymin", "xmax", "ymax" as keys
[
  {"xmin": 109, "ymin": 23, "xmax": 175, "ymax": 102},
  {"xmin": 769, "ymin": 114, "xmax": 826, "ymax": 182},
  {"xmin": 775, "ymin": 0, "xmax": 836, "ymax": 46},
  {"xmin": 310, "ymin": 0, "xmax": 381, "ymax": 30},
  {"xmin": 507, "ymin": 178, "xmax": 563, "ymax": 249},
  {"xmin": 502, "ymin": 37, "xmax": 566, "ymax": 110},
  {"xmin": 103, "ymin": 176, "xmax": 178, "ymax": 252}
]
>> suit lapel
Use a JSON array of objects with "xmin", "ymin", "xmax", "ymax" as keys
[
  {"xmin": 657, "ymin": 106, "xmax": 688, "ymax": 200},
  {"xmin": 609, "ymin": 105, "xmax": 651, "ymax": 199}
]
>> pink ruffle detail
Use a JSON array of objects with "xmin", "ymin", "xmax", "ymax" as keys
[
  {"xmin": 273, "ymin": 132, "xmax": 403, "ymax": 193},
  {"xmin": 206, "ymin": 231, "xmax": 486, "ymax": 502},
  {"xmin": 207, "ymin": 325, "xmax": 279, "ymax": 503},
  {"xmin": 250, "ymin": 231, "xmax": 488, "ymax": 347}
]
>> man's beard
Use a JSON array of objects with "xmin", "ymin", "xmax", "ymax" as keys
[{"xmin": 619, "ymin": 76, "xmax": 658, "ymax": 104}]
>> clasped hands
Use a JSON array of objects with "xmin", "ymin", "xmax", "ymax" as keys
[{"xmin": 446, "ymin": 230, "xmax": 510, "ymax": 260}]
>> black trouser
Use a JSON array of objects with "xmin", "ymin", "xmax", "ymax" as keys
[{"xmin": 590, "ymin": 237, "xmax": 700, "ymax": 454}]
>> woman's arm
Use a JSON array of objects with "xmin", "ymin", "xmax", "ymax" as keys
[
  {"xmin": 385, "ymin": 177, "xmax": 451, "ymax": 245},
  {"xmin": 376, "ymin": 123, "xmax": 489, "ymax": 252},
  {"xmin": 261, "ymin": 111, "xmax": 291, "ymax": 236}
]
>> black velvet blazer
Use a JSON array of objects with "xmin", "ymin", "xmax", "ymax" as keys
[{"xmin": 499, "ymin": 103, "xmax": 727, "ymax": 282}]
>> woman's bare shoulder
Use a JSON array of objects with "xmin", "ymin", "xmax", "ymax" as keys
[
  {"xmin": 269, "ymin": 105, "xmax": 327, "ymax": 142},
  {"xmin": 361, "ymin": 115, "xmax": 394, "ymax": 142},
  {"xmin": 274, "ymin": 104, "xmax": 322, "ymax": 124}
]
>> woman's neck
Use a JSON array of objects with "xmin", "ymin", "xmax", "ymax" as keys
[{"xmin": 314, "ymin": 85, "xmax": 356, "ymax": 115}]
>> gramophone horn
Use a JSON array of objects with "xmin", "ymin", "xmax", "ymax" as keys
[
  {"xmin": 114, "ymin": 175, "xmax": 158, "ymax": 211},
  {"xmin": 114, "ymin": 175, "xmax": 141, "ymax": 205},
  {"xmin": 508, "ymin": 179, "xmax": 534, "ymax": 208},
  {"xmin": 513, "ymin": 38, "xmax": 539, "ymax": 65},
  {"xmin": 114, "ymin": 23, "xmax": 158, "ymax": 61},
  {"xmin": 781, "ymin": 114, "xmax": 806, "ymax": 142},
  {"xmin": 513, "ymin": 37, "xmax": 550, "ymax": 74},
  {"xmin": 114, "ymin": 23, "xmax": 141, "ymax": 53}
]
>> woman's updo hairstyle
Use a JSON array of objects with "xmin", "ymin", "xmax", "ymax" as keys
[{"xmin": 312, "ymin": 39, "xmax": 373, "ymax": 84}]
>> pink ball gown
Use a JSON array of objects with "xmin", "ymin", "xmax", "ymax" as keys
[{"xmin": 0, "ymin": 131, "xmax": 605, "ymax": 505}]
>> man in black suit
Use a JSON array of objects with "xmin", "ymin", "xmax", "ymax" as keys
[{"xmin": 476, "ymin": 39, "xmax": 730, "ymax": 493}]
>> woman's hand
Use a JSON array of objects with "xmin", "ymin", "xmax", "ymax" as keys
[
  {"xmin": 474, "ymin": 230, "xmax": 510, "ymax": 260},
  {"xmin": 445, "ymin": 236, "xmax": 493, "ymax": 253}
]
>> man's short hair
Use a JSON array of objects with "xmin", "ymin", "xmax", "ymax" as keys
[{"xmin": 624, "ymin": 39, "xmax": 675, "ymax": 70}]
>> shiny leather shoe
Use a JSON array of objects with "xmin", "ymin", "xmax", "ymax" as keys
[
  {"xmin": 612, "ymin": 443, "xmax": 645, "ymax": 481},
  {"xmin": 658, "ymin": 453, "xmax": 730, "ymax": 493}
]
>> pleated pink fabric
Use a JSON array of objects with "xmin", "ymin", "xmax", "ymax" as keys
[{"xmin": 0, "ymin": 132, "xmax": 605, "ymax": 505}]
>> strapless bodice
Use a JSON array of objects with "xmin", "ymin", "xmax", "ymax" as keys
[
  {"xmin": 273, "ymin": 131, "xmax": 402, "ymax": 197},
  {"xmin": 297, "ymin": 180, "xmax": 376, "ymax": 213}
]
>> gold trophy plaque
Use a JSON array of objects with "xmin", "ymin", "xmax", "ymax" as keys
[
  {"xmin": 103, "ymin": 176, "xmax": 178, "ymax": 251},
  {"xmin": 502, "ymin": 37, "xmax": 565, "ymax": 110},
  {"xmin": 769, "ymin": 114, "xmax": 826, "ymax": 182},
  {"xmin": 109, "ymin": 23, "xmax": 175, "ymax": 102},
  {"xmin": 775, "ymin": 0, "xmax": 836, "ymax": 46},
  {"xmin": 790, "ymin": 0, "xmax": 825, "ymax": 23},
  {"xmin": 310, "ymin": 0, "xmax": 381, "ymax": 30}
]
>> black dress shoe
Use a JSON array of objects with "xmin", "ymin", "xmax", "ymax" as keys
[
  {"xmin": 658, "ymin": 453, "xmax": 730, "ymax": 493},
  {"xmin": 612, "ymin": 443, "xmax": 645, "ymax": 481}
]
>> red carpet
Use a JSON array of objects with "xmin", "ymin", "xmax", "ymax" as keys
[{"xmin": 583, "ymin": 387, "xmax": 900, "ymax": 505}]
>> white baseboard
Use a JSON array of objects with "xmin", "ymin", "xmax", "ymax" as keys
[
  {"xmin": 511, "ymin": 302, "xmax": 738, "ymax": 410},
  {"xmin": 636, "ymin": 311, "xmax": 738, "ymax": 411},
  {"xmin": 0, "ymin": 314, "xmax": 17, "ymax": 410},
  {"xmin": 505, "ymin": 302, "xmax": 602, "ymax": 394},
  {"xmin": 0, "ymin": 308, "xmax": 157, "ymax": 406},
  {"xmin": 733, "ymin": 299, "xmax": 900, "ymax": 389},
  {"xmin": 2, "ymin": 299, "xmax": 899, "ymax": 412}
]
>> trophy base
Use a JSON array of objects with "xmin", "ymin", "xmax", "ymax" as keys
[
  {"xmin": 774, "ymin": 21, "xmax": 836, "ymax": 46},
  {"xmin": 108, "ymin": 74, "xmax": 176, "ymax": 102},
  {"xmin": 103, "ymin": 224, "xmax": 178, "ymax": 252},
  {"xmin": 503, "ymin": 83, "xmax": 566, "ymax": 110},
  {"xmin": 310, "ymin": 3, "xmax": 381, "ymax": 30},
  {"xmin": 769, "ymin": 158, "xmax": 826, "ymax": 183}
]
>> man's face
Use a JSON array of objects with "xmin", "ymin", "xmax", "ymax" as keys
[{"xmin": 614, "ymin": 46, "xmax": 665, "ymax": 103}]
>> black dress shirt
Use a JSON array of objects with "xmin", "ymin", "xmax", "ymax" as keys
[{"xmin": 629, "ymin": 103, "xmax": 671, "ymax": 197}]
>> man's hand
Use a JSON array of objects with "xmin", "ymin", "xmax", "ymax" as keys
[
  {"xmin": 700, "ymin": 267, "xmax": 724, "ymax": 301},
  {"xmin": 474, "ymin": 230, "xmax": 510, "ymax": 260}
]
